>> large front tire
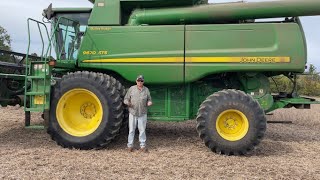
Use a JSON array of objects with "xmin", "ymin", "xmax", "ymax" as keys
[
  {"xmin": 48, "ymin": 71, "xmax": 124, "ymax": 149},
  {"xmin": 196, "ymin": 89, "xmax": 266, "ymax": 155}
]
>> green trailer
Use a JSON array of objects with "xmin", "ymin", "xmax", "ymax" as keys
[{"xmin": 1, "ymin": 0, "xmax": 320, "ymax": 155}]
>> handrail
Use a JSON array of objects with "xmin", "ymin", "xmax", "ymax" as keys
[{"xmin": 25, "ymin": 18, "xmax": 50, "ymax": 112}]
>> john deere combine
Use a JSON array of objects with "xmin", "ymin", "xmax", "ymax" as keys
[{"xmin": 1, "ymin": 0, "xmax": 320, "ymax": 155}]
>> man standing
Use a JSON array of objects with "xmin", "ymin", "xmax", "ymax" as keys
[{"xmin": 124, "ymin": 75, "xmax": 152, "ymax": 153}]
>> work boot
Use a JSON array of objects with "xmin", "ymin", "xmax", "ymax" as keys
[
  {"xmin": 139, "ymin": 147, "xmax": 149, "ymax": 153},
  {"xmin": 127, "ymin": 147, "xmax": 134, "ymax": 152}
]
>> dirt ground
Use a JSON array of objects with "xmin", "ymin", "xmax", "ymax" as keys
[{"xmin": 1, "ymin": 105, "xmax": 320, "ymax": 179}]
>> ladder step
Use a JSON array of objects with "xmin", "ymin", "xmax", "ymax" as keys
[
  {"xmin": 25, "ymin": 125, "xmax": 45, "ymax": 130},
  {"xmin": 26, "ymin": 76, "xmax": 49, "ymax": 79},
  {"xmin": 25, "ymin": 107, "xmax": 45, "ymax": 112},
  {"xmin": 26, "ymin": 92, "xmax": 48, "ymax": 95},
  {"xmin": 30, "ymin": 61, "xmax": 47, "ymax": 63}
]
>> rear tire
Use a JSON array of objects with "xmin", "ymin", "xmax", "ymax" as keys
[
  {"xmin": 118, "ymin": 85, "xmax": 129, "ymax": 134},
  {"xmin": 48, "ymin": 71, "xmax": 124, "ymax": 149},
  {"xmin": 196, "ymin": 89, "xmax": 266, "ymax": 155}
]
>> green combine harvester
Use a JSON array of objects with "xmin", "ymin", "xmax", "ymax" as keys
[{"xmin": 1, "ymin": 0, "xmax": 320, "ymax": 155}]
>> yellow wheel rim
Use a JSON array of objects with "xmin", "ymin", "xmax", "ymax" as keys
[
  {"xmin": 56, "ymin": 88, "xmax": 103, "ymax": 137},
  {"xmin": 216, "ymin": 109, "xmax": 249, "ymax": 141}
]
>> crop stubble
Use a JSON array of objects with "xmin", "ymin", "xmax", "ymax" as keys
[{"xmin": 0, "ymin": 105, "xmax": 320, "ymax": 179}]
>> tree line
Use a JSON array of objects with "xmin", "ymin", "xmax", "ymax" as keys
[
  {"xmin": 0, "ymin": 26, "xmax": 11, "ymax": 51},
  {"xmin": 0, "ymin": 25, "xmax": 13, "ymax": 72},
  {"xmin": 270, "ymin": 64, "xmax": 320, "ymax": 97}
]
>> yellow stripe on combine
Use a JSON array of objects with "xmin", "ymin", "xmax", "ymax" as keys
[
  {"xmin": 82, "ymin": 57, "xmax": 290, "ymax": 63},
  {"xmin": 82, "ymin": 57, "xmax": 183, "ymax": 63}
]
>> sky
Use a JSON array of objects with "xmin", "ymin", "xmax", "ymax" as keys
[{"xmin": 0, "ymin": 0, "xmax": 319, "ymax": 69}]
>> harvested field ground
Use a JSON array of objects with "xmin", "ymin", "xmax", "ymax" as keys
[{"xmin": 1, "ymin": 105, "xmax": 320, "ymax": 179}]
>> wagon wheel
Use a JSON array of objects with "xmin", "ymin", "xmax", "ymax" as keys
[
  {"xmin": 196, "ymin": 89, "xmax": 266, "ymax": 155},
  {"xmin": 47, "ymin": 71, "xmax": 125, "ymax": 149}
]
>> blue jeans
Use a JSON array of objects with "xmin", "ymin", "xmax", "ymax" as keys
[{"xmin": 127, "ymin": 114, "xmax": 147, "ymax": 148}]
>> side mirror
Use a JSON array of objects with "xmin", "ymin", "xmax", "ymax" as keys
[{"xmin": 42, "ymin": 3, "xmax": 53, "ymax": 20}]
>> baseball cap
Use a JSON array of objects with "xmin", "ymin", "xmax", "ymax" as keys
[{"xmin": 136, "ymin": 75, "xmax": 144, "ymax": 81}]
